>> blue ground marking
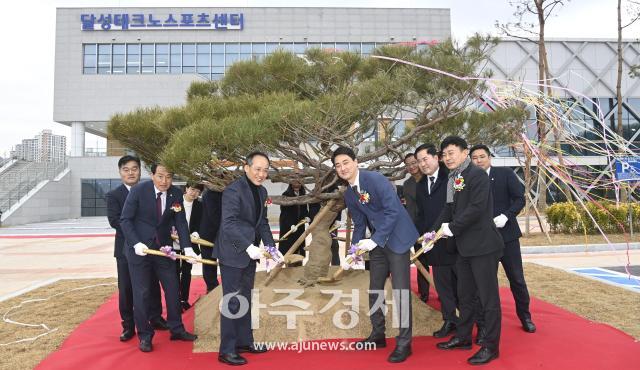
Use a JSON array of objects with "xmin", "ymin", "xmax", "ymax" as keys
[
  {"xmin": 572, "ymin": 268, "xmax": 618, "ymax": 276},
  {"xmin": 570, "ymin": 267, "xmax": 640, "ymax": 292}
]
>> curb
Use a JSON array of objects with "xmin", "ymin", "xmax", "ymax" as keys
[{"xmin": 522, "ymin": 242, "xmax": 640, "ymax": 254}]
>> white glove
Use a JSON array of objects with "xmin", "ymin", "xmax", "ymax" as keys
[
  {"xmin": 184, "ymin": 247, "xmax": 199, "ymax": 264},
  {"xmin": 190, "ymin": 231, "xmax": 200, "ymax": 239},
  {"xmin": 289, "ymin": 224, "xmax": 298, "ymax": 233},
  {"xmin": 494, "ymin": 214, "xmax": 508, "ymax": 228},
  {"xmin": 246, "ymin": 244, "xmax": 263, "ymax": 260},
  {"xmin": 172, "ymin": 241, "xmax": 181, "ymax": 251},
  {"xmin": 341, "ymin": 260, "xmax": 352, "ymax": 271},
  {"xmin": 357, "ymin": 239, "xmax": 377, "ymax": 251},
  {"xmin": 134, "ymin": 242, "xmax": 147, "ymax": 256},
  {"xmin": 441, "ymin": 223, "xmax": 453, "ymax": 237}
]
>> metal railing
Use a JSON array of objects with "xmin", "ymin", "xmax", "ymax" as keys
[{"xmin": 0, "ymin": 161, "xmax": 68, "ymax": 214}]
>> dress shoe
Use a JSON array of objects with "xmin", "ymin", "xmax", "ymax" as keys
[
  {"xmin": 150, "ymin": 317, "xmax": 169, "ymax": 330},
  {"xmin": 388, "ymin": 346, "xmax": 412, "ymax": 363},
  {"xmin": 237, "ymin": 344, "xmax": 268, "ymax": 354},
  {"xmin": 433, "ymin": 321, "xmax": 456, "ymax": 338},
  {"xmin": 139, "ymin": 339, "xmax": 152, "ymax": 353},
  {"xmin": 522, "ymin": 319, "xmax": 537, "ymax": 333},
  {"xmin": 358, "ymin": 335, "xmax": 387, "ymax": 349},
  {"xmin": 181, "ymin": 300, "xmax": 192, "ymax": 311},
  {"xmin": 436, "ymin": 337, "xmax": 472, "ymax": 350},
  {"xmin": 475, "ymin": 326, "xmax": 487, "ymax": 345},
  {"xmin": 170, "ymin": 331, "xmax": 198, "ymax": 341},
  {"xmin": 218, "ymin": 353, "xmax": 247, "ymax": 366},
  {"xmin": 467, "ymin": 347, "xmax": 499, "ymax": 365},
  {"xmin": 119, "ymin": 327, "xmax": 135, "ymax": 342}
]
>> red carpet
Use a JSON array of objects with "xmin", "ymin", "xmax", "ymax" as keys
[{"xmin": 36, "ymin": 269, "xmax": 640, "ymax": 370}]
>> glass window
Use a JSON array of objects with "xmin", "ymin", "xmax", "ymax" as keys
[
  {"xmin": 156, "ymin": 43, "xmax": 169, "ymax": 54},
  {"xmin": 212, "ymin": 66, "xmax": 225, "ymax": 74},
  {"xmin": 239, "ymin": 53, "xmax": 251, "ymax": 61},
  {"xmin": 307, "ymin": 43, "xmax": 320, "ymax": 49},
  {"xmin": 212, "ymin": 54, "xmax": 224, "ymax": 66},
  {"xmin": 197, "ymin": 66, "xmax": 211, "ymax": 74},
  {"xmin": 266, "ymin": 43, "xmax": 279, "ymax": 53},
  {"xmin": 197, "ymin": 43, "xmax": 210, "ymax": 53},
  {"xmin": 240, "ymin": 43, "xmax": 252, "ymax": 53},
  {"xmin": 170, "ymin": 66, "xmax": 181, "ymax": 74},
  {"xmin": 156, "ymin": 66, "xmax": 169, "ymax": 74},
  {"xmin": 127, "ymin": 44, "xmax": 140, "ymax": 55},
  {"xmin": 321, "ymin": 42, "xmax": 335, "ymax": 51},
  {"xmin": 349, "ymin": 43, "xmax": 361, "ymax": 54},
  {"xmin": 226, "ymin": 43, "xmax": 240, "ymax": 54},
  {"xmin": 84, "ymin": 44, "xmax": 97, "ymax": 55},
  {"xmin": 183, "ymin": 43, "xmax": 196, "ymax": 54},
  {"xmin": 83, "ymin": 67, "xmax": 97, "ymax": 74},
  {"xmin": 212, "ymin": 43, "xmax": 224, "ymax": 53},
  {"xmin": 197, "ymin": 54, "xmax": 210, "ymax": 66},
  {"xmin": 252, "ymin": 43, "xmax": 266, "ymax": 54},
  {"xmin": 183, "ymin": 53, "xmax": 195, "ymax": 67},
  {"xmin": 294, "ymin": 43, "xmax": 307, "ymax": 54},
  {"xmin": 182, "ymin": 66, "xmax": 195, "ymax": 73},
  {"xmin": 361, "ymin": 43, "xmax": 375, "ymax": 54},
  {"xmin": 279, "ymin": 43, "xmax": 294, "ymax": 52},
  {"xmin": 170, "ymin": 54, "xmax": 181, "ymax": 66},
  {"xmin": 226, "ymin": 53, "xmax": 239, "ymax": 66},
  {"xmin": 212, "ymin": 73, "xmax": 224, "ymax": 81},
  {"xmin": 112, "ymin": 44, "xmax": 125, "ymax": 55},
  {"xmin": 142, "ymin": 54, "xmax": 154, "ymax": 66},
  {"xmin": 141, "ymin": 44, "xmax": 154, "ymax": 55},
  {"xmin": 170, "ymin": 43, "xmax": 182, "ymax": 54},
  {"xmin": 335, "ymin": 43, "xmax": 348, "ymax": 51},
  {"xmin": 83, "ymin": 54, "xmax": 97, "ymax": 68},
  {"xmin": 156, "ymin": 53, "xmax": 169, "ymax": 67},
  {"xmin": 98, "ymin": 44, "xmax": 111, "ymax": 54}
]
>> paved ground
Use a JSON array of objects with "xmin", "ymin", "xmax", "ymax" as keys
[{"xmin": 0, "ymin": 217, "xmax": 638, "ymax": 301}]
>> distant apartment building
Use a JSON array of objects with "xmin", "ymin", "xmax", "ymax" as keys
[{"xmin": 11, "ymin": 130, "xmax": 67, "ymax": 162}]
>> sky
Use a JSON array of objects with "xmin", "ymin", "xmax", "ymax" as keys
[{"xmin": 1, "ymin": 0, "xmax": 640, "ymax": 157}]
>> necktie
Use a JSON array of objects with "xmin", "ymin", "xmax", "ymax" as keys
[
  {"xmin": 156, "ymin": 192, "xmax": 163, "ymax": 219},
  {"xmin": 352, "ymin": 185, "xmax": 358, "ymax": 193},
  {"xmin": 428, "ymin": 176, "xmax": 435, "ymax": 194}
]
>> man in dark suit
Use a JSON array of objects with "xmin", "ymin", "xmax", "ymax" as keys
[
  {"xmin": 433, "ymin": 136, "xmax": 504, "ymax": 365},
  {"xmin": 105, "ymin": 155, "xmax": 166, "ymax": 342},
  {"xmin": 213, "ymin": 152, "xmax": 280, "ymax": 366},
  {"xmin": 120, "ymin": 164, "xmax": 198, "ymax": 353},
  {"xmin": 414, "ymin": 144, "xmax": 460, "ymax": 339},
  {"xmin": 402, "ymin": 153, "xmax": 430, "ymax": 302},
  {"xmin": 334, "ymin": 146, "xmax": 419, "ymax": 363},
  {"xmin": 470, "ymin": 144, "xmax": 536, "ymax": 333},
  {"xmin": 199, "ymin": 188, "xmax": 222, "ymax": 292},
  {"xmin": 174, "ymin": 182, "xmax": 204, "ymax": 311},
  {"xmin": 278, "ymin": 180, "xmax": 309, "ymax": 258}
]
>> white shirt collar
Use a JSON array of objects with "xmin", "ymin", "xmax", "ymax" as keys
[
  {"xmin": 486, "ymin": 167, "xmax": 491, "ymax": 177},
  {"xmin": 349, "ymin": 169, "xmax": 361, "ymax": 190},
  {"xmin": 429, "ymin": 167, "xmax": 439, "ymax": 181},
  {"xmin": 124, "ymin": 183, "xmax": 131, "ymax": 191}
]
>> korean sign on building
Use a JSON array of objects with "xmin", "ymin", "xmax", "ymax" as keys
[{"xmin": 81, "ymin": 12, "xmax": 244, "ymax": 31}]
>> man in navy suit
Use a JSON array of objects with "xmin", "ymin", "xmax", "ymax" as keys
[
  {"xmin": 470, "ymin": 144, "xmax": 536, "ymax": 334},
  {"xmin": 213, "ymin": 152, "xmax": 280, "ymax": 366},
  {"xmin": 105, "ymin": 155, "xmax": 166, "ymax": 342},
  {"xmin": 414, "ymin": 144, "xmax": 460, "ymax": 339},
  {"xmin": 120, "ymin": 164, "xmax": 198, "ymax": 352},
  {"xmin": 333, "ymin": 146, "xmax": 419, "ymax": 363}
]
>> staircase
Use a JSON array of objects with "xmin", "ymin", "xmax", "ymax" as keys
[{"xmin": 0, "ymin": 160, "xmax": 68, "ymax": 215}]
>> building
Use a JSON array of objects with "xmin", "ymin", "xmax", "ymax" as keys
[
  {"xmin": 10, "ymin": 130, "xmax": 66, "ymax": 163},
  {"xmin": 4, "ymin": 6, "xmax": 639, "ymax": 225}
]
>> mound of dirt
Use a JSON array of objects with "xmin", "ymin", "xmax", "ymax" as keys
[{"xmin": 194, "ymin": 266, "xmax": 441, "ymax": 352}]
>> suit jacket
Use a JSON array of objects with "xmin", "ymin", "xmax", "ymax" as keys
[
  {"xmin": 402, "ymin": 175, "xmax": 420, "ymax": 226},
  {"xmin": 344, "ymin": 170, "xmax": 419, "ymax": 254},
  {"xmin": 186, "ymin": 198, "xmax": 203, "ymax": 254},
  {"xmin": 278, "ymin": 185, "xmax": 309, "ymax": 250},
  {"xmin": 212, "ymin": 176, "xmax": 275, "ymax": 268},
  {"xmin": 434, "ymin": 164, "xmax": 504, "ymax": 257},
  {"xmin": 415, "ymin": 165, "xmax": 457, "ymax": 266},
  {"xmin": 489, "ymin": 166, "xmax": 525, "ymax": 243},
  {"xmin": 120, "ymin": 180, "xmax": 192, "ymax": 265},
  {"xmin": 199, "ymin": 189, "xmax": 222, "ymax": 245},
  {"xmin": 106, "ymin": 184, "xmax": 129, "ymax": 259}
]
